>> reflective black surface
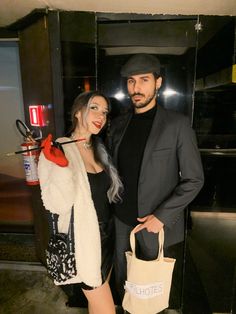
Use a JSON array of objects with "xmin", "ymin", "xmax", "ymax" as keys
[
  {"xmin": 98, "ymin": 18, "xmax": 197, "ymax": 119},
  {"xmin": 60, "ymin": 11, "xmax": 96, "ymax": 133},
  {"xmin": 192, "ymin": 16, "xmax": 236, "ymax": 211},
  {"xmin": 188, "ymin": 16, "xmax": 236, "ymax": 314},
  {"xmin": 184, "ymin": 211, "xmax": 236, "ymax": 313}
]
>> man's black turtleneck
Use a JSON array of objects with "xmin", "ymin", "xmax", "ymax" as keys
[{"xmin": 114, "ymin": 104, "xmax": 157, "ymax": 226}]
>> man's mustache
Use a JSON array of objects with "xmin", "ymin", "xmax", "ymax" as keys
[{"xmin": 131, "ymin": 93, "xmax": 144, "ymax": 97}]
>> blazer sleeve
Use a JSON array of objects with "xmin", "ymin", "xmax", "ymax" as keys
[
  {"xmin": 153, "ymin": 116, "xmax": 204, "ymax": 228},
  {"xmin": 37, "ymin": 153, "xmax": 75, "ymax": 216}
]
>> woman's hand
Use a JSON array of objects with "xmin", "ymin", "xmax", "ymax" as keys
[{"xmin": 41, "ymin": 134, "xmax": 69, "ymax": 167}]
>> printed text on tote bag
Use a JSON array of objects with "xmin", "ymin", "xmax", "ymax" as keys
[{"xmin": 124, "ymin": 281, "xmax": 164, "ymax": 299}]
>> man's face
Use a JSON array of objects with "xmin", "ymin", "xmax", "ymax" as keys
[{"xmin": 127, "ymin": 73, "xmax": 162, "ymax": 113}]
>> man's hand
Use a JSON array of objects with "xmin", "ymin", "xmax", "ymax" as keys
[{"xmin": 135, "ymin": 215, "xmax": 164, "ymax": 233}]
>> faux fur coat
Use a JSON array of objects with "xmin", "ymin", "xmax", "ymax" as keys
[{"xmin": 38, "ymin": 137, "xmax": 102, "ymax": 287}]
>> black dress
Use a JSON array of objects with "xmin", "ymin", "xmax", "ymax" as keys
[{"xmin": 79, "ymin": 170, "xmax": 114, "ymax": 290}]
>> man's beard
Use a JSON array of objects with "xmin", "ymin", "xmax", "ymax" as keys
[{"xmin": 130, "ymin": 90, "xmax": 157, "ymax": 109}]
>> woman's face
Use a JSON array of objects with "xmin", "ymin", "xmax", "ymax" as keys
[{"xmin": 75, "ymin": 95, "xmax": 109, "ymax": 135}]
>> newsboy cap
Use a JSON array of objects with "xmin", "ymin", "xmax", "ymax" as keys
[{"xmin": 121, "ymin": 53, "xmax": 161, "ymax": 77}]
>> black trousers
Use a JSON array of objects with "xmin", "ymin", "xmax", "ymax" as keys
[{"xmin": 114, "ymin": 217, "xmax": 184, "ymax": 310}]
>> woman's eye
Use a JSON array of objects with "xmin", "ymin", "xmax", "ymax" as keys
[
  {"xmin": 89, "ymin": 104, "xmax": 108, "ymax": 115},
  {"xmin": 90, "ymin": 105, "xmax": 98, "ymax": 110}
]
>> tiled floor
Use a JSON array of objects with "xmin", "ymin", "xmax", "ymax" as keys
[
  {"xmin": 0, "ymin": 261, "xmax": 180, "ymax": 314},
  {"xmin": 0, "ymin": 261, "xmax": 87, "ymax": 314}
]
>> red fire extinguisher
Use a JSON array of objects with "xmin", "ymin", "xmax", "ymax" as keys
[
  {"xmin": 16, "ymin": 119, "xmax": 41, "ymax": 186},
  {"xmin": 21, "ymin": 140, "xmax": 40, "ymax": 185},
  {"xmin": 6, "ymin": 120, "xmax": 78, "ymax": 185}
]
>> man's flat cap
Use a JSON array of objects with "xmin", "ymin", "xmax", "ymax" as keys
[{"xmin": 121, "ymin": 53, "xmax": 161, "ymax": 77}]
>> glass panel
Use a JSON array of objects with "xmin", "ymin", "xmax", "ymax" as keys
[
  {"xmin": 186, "ymin": 16, "xmax": 236, "ymax": 314},
  {"xmin": 0, "ymin": 42, "xmax": 33, "ymax": 233},
  {"xmin": 60, "ymin": 12, "xmax": 96, "ymax": 133},
  {"xmin": 192, "ymin": 16, "xmax": 236, "ymax": 211}
]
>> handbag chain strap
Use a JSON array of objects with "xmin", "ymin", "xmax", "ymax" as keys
[{"xmin": 50, "ymin": 207, "xmax": 75, "ymax": 251}]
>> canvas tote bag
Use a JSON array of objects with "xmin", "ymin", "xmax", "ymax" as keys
[{"xmin": 122, "ymin": 227, "xmax": 176, "ymax": 314}]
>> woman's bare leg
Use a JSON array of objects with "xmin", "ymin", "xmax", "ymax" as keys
[{"xmin": 82, "ymin": 281, "xmax": 115, "ymax": 314}]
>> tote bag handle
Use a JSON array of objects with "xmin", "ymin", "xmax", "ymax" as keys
[{"xmin": 130, "ymin": 225, "xmax": 165, "ymax": 260}]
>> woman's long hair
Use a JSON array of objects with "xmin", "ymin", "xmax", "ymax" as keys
[{"xmin": 70, "ymin": 91, "xmax": 123, "ymax": 203}]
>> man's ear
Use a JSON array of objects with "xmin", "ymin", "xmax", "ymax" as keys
[{"xmin": 156, "ymin": 77, "xmax": 162, "ymax": 89}]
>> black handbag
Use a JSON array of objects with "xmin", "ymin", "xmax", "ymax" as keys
[{"xmin": 45, "ymin": 207, "xmax": 77, "ymax": 283}]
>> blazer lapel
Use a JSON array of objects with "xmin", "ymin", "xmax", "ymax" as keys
[
  {"xmin": 113, "ymin": 113, "xmax": 132, "ymax": 165},
  {"xmin": 139, "ymin": 105, "xmax": 166, "ymax": 179}
]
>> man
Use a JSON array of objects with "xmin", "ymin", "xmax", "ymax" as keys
[{"xmin": 108, "ymin": 53, "xmax": 204, "ymax": 310}]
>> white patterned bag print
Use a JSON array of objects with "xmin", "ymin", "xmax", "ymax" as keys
[{"xmin": 45, "ymin": 207, "xmax": 77, "ymax": 283}]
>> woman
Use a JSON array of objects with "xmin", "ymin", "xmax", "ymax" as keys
[{"xmin": 38, "ymin": 91, "xmax": 123, "ymax": 314}]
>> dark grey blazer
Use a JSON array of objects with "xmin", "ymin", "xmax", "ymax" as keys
[{"xmin": 109, "ymin": 104, "xmax": 204, "ymax": 252}]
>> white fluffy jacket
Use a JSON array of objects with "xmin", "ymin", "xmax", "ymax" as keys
[{"xmin": 38, "ymin": 137, "xmax": 102, "ymax": 287}]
